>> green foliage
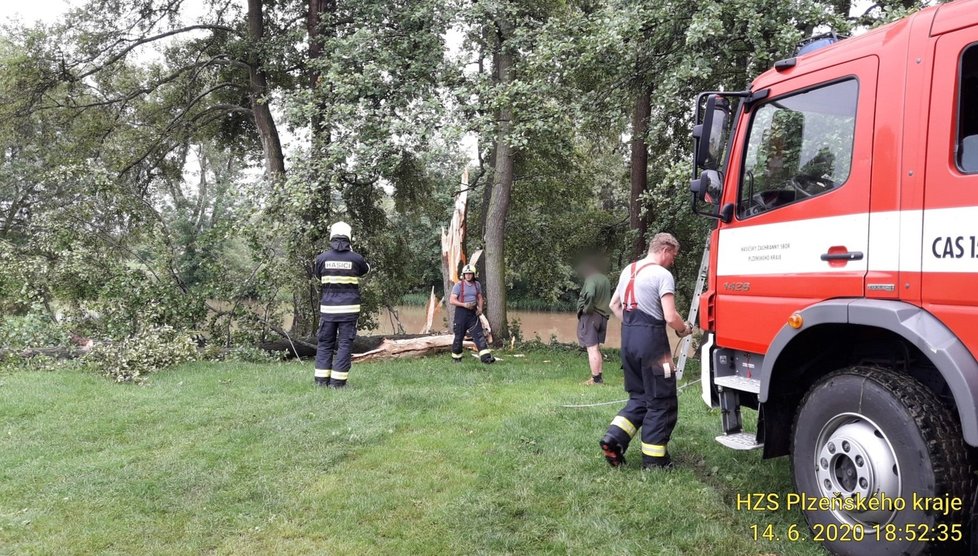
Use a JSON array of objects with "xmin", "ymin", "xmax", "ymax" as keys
[
  {"xmin": 88, "ymin": 326, "xmax": 199, "ymax": 383},
  {"xmin": 0, "ymin": 353, "xmax": 82, "ymax": 374},
  {"xmin": 506, "ymin": 317, "xmax": 524, "ymax": 343},
  {"xmin": 399, "ymin": 292, "xmax": 430, "ymax": 306},
  {"xmin": 198, "ymin": 343, "xmax": 284, "ymax": 364},
  {"xmin": 0, "ymin": 0, "xmax": 942, "ymax": 350},
  {"xmin": 0, "ymin": 310, "xmax": 68, "ymax": 350}
]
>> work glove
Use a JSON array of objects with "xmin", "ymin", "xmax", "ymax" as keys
[
  {"xmin": 677, "ymin": 322, "xmax": 694, "ymax": 338},
  {"xmin": 465, "ymin": 302, "xmax": 477, "ymax": 310}
]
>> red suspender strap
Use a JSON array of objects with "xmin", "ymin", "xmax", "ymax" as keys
[
  {"xmin": 623, "ymin": 262, "xmax": 656, "ymax": 311},
  {"xmin": 622, "ymin": 262, "xmax": 638, "ymax": 310}
]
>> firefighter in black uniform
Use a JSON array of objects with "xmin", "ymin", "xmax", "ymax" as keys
[
  {"xmin": 449, "ymin": 264, "xmax": 495, "ymax": 364},
  {"xmin": 599, "ymin": 233, "xmax": 693, "ymax": 469},
  {"xmin": 313, "ymin": 221, "xmax": 370, "ymax": 388}
]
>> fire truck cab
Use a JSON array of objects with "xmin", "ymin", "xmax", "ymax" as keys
[{"xmin": 690, "ymin": 1, "xmax": 978, "ymax": 553}]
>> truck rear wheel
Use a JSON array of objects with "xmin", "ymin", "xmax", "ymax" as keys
[{"xmin": 790, "ymin": 366, "xmax": 972, "ymax": 555}]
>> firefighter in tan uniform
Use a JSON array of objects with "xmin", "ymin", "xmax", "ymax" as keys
[{"xmin": 599, "ymin": 233, "xmax": 693, "ymax": 469}]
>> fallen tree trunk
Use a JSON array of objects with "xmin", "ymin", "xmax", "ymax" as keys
[
  {"xmin": 258, "ymin": 333, "xmax": 453, "ymax": 358},
  {"xmin": 352, "ymin": 335, "xmax": 474, "ymax": 362},
  {"xmin": 259, "ymin": 333, "xmax": 475, "ymax": 361},
  {"xmin": 6, "ymin": 334, "xmax": 474, "ymax": 364}
]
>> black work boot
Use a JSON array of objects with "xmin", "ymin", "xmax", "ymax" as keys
[
  {"xmin": 481, "ymin": 353, "xmax": 496, "ymax": 364},
  {"xmin": 315, "ymin": 378, "xmax": 329, "ymax": 388},
  {"xmin": 642, "ymin": 454, "xmax": 674, "ymax": 470},
  {"xmin": 599, "ymin": 435, "xmax": 627, "ymax": 468}
]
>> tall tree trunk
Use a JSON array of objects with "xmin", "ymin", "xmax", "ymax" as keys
[
  {"xmin": 246, "ymin": 0, "xmax": 286, "ymax": 178},
  {"xmin": 307, "ymin": 0, "xmax": 336, "ymax": 140},
  {"xmin": 479, "ymin": 142, "xmax": 497, "ymax": 240},
  {"xmin": 629, "ymin": 88, "xmax": 651, "ymax": 258},
  {"xmin": 290, "ymin": 0, "xmax": 337, "ymax": 337},
  {"xmin": 483, "ymin": 23, "xmax": 514, "ymax": 345}
]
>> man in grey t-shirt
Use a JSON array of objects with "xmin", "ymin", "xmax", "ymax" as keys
[{"xmin": 599, "ymin": 232, "xmax": 693, "ymax": 469}]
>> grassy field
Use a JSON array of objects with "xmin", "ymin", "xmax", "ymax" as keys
[{"xmin": 0, "ymin": 349, "xmax": 826, "ymax": 555}]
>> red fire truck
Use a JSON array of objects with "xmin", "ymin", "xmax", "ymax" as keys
[{"xmin": 690, "ymin": 1, "xmax": 978, "ymax": 553}]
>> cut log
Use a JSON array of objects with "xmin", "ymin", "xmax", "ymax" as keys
[
  {"xmin": 259, "ymin": 332, "xmax": 480, "ymax": 362},
  {"xmin": 258, "ymin": 333, "xmax": 457, "ymax": 359},
  {"xmin": 352, "ymin": 335, "xmax": 474, "ymax": 362}
]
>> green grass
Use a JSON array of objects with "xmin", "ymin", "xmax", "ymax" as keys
[{"xmin": 0, "ymin": 351, "xmax": 825, "ymax": 555}]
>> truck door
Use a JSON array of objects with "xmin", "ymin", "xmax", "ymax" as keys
[
  {"xmin": 922, "ymin": 27, "xmax": 978, "ymax": 356},
  {"xmin": 715, "ymin": 57, "xmax": 878, "ymax": 354}
]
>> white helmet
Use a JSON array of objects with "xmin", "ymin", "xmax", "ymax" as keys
[{"xmin": 330, "ymin": 221, "xmax": 353, "ymax": 240}]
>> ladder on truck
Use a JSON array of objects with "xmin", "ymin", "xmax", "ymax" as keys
[
  {"xmin": 675, "ymin": 236, "xmax": 762, "ymax": 451},
  {"xmin": 675, "ymin": 236, "xmax": 709, "ymax": 381}
]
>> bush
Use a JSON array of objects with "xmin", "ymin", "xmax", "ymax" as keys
[
  {"xmin": 198, "ymin": 343, "xmax": 283, "ymax": 363},
  {"xmin": 506, "ymin": 318, "xmax": 523, "ymax": 344},
  {"xmin": 0, "ymin": 310, "xmax": 70, "ymax": 349},
  {"xmin": 88, "ymin": 326, "xmax": 198, "ymax": 383},
  {"xmin": 0, "ymin": 353, "xmax": 86, "ymax": 373},
  {"xmin": 224, "ymin": 345, "xmax": 283, "ymax": 363}
]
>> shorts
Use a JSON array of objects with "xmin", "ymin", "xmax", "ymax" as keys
[{"xmin": 577, "ymin": 312, "xmax": 609, "ymax": 348}]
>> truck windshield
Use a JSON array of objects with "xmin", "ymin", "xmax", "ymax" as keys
[{"xmin": 738, "ymin": 79, "xmax": 858, "ymax": 218}]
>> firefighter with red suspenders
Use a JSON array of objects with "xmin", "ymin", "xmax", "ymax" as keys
[
  {"xmin": 599, "ymin": 233, "xmax": 693, "ymax": 469},
  {"xmin": 449, "ymin": 264, "xmax": 495, "ymax": 364}
]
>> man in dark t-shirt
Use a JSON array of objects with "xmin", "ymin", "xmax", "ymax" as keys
[{"xmin": 577, "ymin": 262, "xmax": 612, "ymax": 385}]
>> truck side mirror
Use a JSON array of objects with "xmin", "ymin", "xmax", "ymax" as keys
[
  {"xmin": 695, "ymin": 95, "xmax": 730, "ymax": 171},
  {"xmin": 690, "ymin": 169, "xmax": 730, "ymax": 222},
  {"xmin": 690, "ymin": 170, "xmax": 721, "ymax": 202}
]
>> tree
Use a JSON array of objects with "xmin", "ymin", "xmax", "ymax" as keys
[
  {"xmin": 1, "ymin": 0, "xmax": 456, "ymax": 341},
  {"xmin": 455, "ymin": 0, "xmax": 569, "ymax": 343}
]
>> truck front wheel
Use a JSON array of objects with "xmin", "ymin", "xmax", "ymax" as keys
[{"xmin": 791, "ymin": 366, "xmax": 972, "ymax": 555}]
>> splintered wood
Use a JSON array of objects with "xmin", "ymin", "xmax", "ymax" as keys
[
  {"xmin": 420, "ymin": 286, "xmax": 438, "ymax": 334},
  {"xmin": 441, "ymin": 169, "xmax": 468, "ymax": 282},
  {"xmin": 441, "ymin": 168, "xmax": 469, "ymax": 332}
]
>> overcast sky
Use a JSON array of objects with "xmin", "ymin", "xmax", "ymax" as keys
[
  {"xmin": 2, "ymin": 0, "xmax": 885, "ymax": 29},
  {"xmin": 0, "ymin": 1, "xmax": 77, "ymax": 25}
]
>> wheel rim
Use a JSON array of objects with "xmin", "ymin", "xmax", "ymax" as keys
[{"xmin": 813, "ymin": 412, "xmax": 901, "ymax": 526}]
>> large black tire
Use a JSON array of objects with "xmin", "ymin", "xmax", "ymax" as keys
[{"xmin": 791, "ymin": 366, "xmax": 973, "ymax": 555}]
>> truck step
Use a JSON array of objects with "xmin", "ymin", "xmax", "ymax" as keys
[
  {"xmin": 714, "ymin": 375, "xmax": 760, "ymax": 394},
  {"xmin": 715, "ymin": 432, "xmax": 763, "ymax": 451}
]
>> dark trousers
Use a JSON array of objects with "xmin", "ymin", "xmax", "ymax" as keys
[
  {"xmin": 605, "ymin": 310, "xmax": 678, "ymax": 462},
  {"xmin": 451, "ymin": 307, "xmax": 492, "ymax": 362},
  {"xmin": 315, "ymin": 317, "xmax": 357, "ymax": 386}
]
